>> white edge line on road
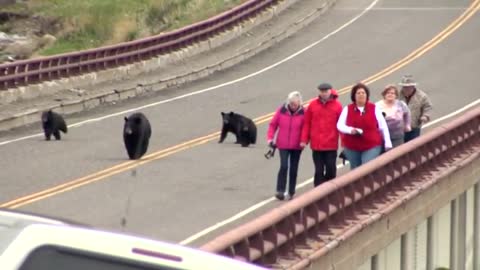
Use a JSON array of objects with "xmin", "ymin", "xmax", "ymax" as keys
[
  {"xmin": 0, "ymin": 0, "xmax": 378, "ymax": 147},
  {"xmin": 179, "ymin": 98, "xmax": 480, "ymax": 245}
]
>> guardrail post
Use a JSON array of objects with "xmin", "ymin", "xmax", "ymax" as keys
[
  {"xmin": 450, "ymin": 198, "xmax": 457, "ymax": 270},
  {"xmin": 400, "ymin": 233, "xmax": 410, "ymax": 270},
  {"xmin": 474, "ymin": 183, "xmax": 480, "ymax": 270},
  {"xmin": 458, "ymin": 192, "xmax": 467, "ymax": 270},
  {"xmin": 426, "ymin": 216, "xmax": 434, "ymax": 270},
  {"xmin": 371, "ymin": 254, "xmax": 379, "ymax": 270},
  {"xmin": 451, "ymin": 192, "xmax": 467, "ymax": 270}
]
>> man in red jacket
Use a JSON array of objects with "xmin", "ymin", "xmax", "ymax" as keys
[{"xmin": 300, "ymin": 83, "xmax": 343, "ymax": 187}]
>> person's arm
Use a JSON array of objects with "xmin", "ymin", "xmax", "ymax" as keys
[
  {"xmin": 300, "ymin": 103, "xmax": 312, "ymax": 146},
  {"xmin": 336, "ymin": 100, "xmax": 343, "ymax": 120},
  {"xmin": 375, "ymin": 106, "xmax": 392, "ymax": 149},
  {"xmin": 267, "ymin": 108, "xmax": 280, "ymax": 144},
  {"xmin": 420, "ymin": 93, "xmax": 433, "ymax": 123},
  {"xmin": 337, "ymin": 106, "xmax": 354, "ymax": 134}
]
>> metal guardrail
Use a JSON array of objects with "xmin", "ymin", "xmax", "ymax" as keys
[
  {"xmin": 200, "ymin": 106, "xmax": 480, "ymax": 269},
  {"xmin": 0, "ymin": 0, "xmax": 278, "ymax": 90}
]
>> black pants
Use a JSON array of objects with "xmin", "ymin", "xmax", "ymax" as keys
[
  {"xmin": 277, "ymin": 149, "xmax": 302, "ymax": 196},
  {"xmin": 312, "ymin": 150, "xmax": 337, "ymax": 187},
  {"xmin": 404, "ymin": 127, "xmax": 421, "ymax": 143}
]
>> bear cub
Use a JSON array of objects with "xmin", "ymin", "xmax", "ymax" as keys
[
  {"xmin": 41, "ymin": 110, "xmax": 68, "ymax": 141},
  {"xmin": 219, "ymin": 111, "xmax": 257, "ymax": 147}
]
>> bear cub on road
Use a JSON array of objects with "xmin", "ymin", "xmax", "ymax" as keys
[
  {"xmin": 41, "ymin": 110, "xmax": 67, "ymax": 141},
  {"xmin": 219, "ymin": 111, "xmax": 257, "ymax": 147},
  {"xmin": 123, "ymin": 112, "xmax": 152, "ymax": 160}
]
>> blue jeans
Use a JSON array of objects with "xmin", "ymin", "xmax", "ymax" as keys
[
  {"xmin": 343, "ymin": 146, "xmax": 382, "ymax": 170},
  {"xmin": 391, "ymin": 137, "xmax": 404, "ymax": 148},
  {"xmin": 277, "ymin": 149, "xmax": 302, "ymax": 196},
  {"xmin": 404, "ymin": 127, "xmax": 421, "ymax": 143}
]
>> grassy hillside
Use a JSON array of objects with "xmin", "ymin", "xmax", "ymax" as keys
[{"xmin": 1, "ymin": 0, "xmax": 246, "ymax": 56}]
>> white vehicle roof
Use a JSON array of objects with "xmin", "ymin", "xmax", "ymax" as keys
[{"xmin": 0, "ymin": 209, "xmax": 265, "ymax": 270}]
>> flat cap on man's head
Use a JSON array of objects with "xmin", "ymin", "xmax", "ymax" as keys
[{"xmin": 317, "ymin": 83, "xmax": 332, "ymax": 90}]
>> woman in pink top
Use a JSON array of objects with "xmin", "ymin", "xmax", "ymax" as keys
[
  {"xmin": 267, "ymin": 91, "xmax": 305, "ymax": 201},
  {"xmin": 376, "ymin": 84, "xmax": 411, "ymax": 148}
]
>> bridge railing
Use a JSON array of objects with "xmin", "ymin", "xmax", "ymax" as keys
[
  {"xmin": 0, "ymin": 0, "xmax": 277, "ymax": 90},
  {"xmin": 200, "ymin": 106, "xmax": 480, "ymax": 269}
]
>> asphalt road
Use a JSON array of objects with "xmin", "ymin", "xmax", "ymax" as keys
[{"xmin": 0, "ymin": 0, "xmax": 479, "ymax": 247}]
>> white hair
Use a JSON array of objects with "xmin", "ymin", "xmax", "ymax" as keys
[{"xmin": 286, "ymin": 91, "xmax": 303, "ymax": 105}]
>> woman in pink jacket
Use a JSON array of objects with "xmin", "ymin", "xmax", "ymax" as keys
[{"xmin": 267, "ymin": 91, "xmax": 305, "ymax": 201}]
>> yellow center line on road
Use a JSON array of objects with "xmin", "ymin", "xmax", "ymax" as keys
[{"xmin": 2, "ymin": 0, "xmax": 479, "ymax": 209}]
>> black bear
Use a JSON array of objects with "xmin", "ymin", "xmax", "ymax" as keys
[
  {"xmin": 41, "ymin": 110, "xmax": 67, "ymax": 141},
  {"xmin": 123, "ymin": 112, "xmax": 152, "ymax": 160},
  {"xmin": 219, "ymin": 111, "xmax": 257, "ymax": 147}
]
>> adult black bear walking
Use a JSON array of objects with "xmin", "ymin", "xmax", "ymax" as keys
[
  {"xmin": 41, "ymin": 110, "xmax": 67, "ymax": 141},
  {"xmin": 123, "ymin": 112, "xmax": 152, "ymax": 160},
  {"xmin": 219, "ymin": 111, "xmax": 257, "ymax": 147}
]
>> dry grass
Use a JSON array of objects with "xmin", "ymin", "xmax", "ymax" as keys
[{"xmin": 15, "ymin": 0, "xmax": 247, "ymax": 56}]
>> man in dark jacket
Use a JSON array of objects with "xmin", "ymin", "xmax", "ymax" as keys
[{"xmin": 300, "ymin": 83, "xmax": 343, "ymax": 187}]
